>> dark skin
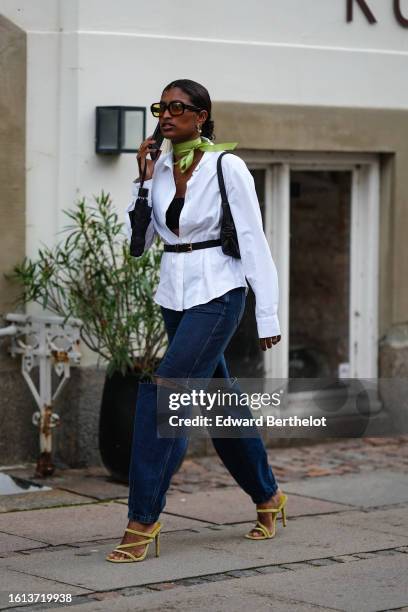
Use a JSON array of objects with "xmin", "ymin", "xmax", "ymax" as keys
[{"xmin": 106, "ymin": 88, "xmax": 283, "ymax": 561}]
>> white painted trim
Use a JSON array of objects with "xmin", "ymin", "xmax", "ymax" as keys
[
  {"xmin": 264, "ymin": 163, "xmax": 290, "ymax": 380},
  {"xmin": 349, "ymin": 162, "xmax": 380, "ymax": 378},
  {"xmin": 27, "ymin": 31, "xmax": 408, "ymax": 59}
]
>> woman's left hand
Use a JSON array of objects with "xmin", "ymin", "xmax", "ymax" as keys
[{"xmin": 259, "ymin": 336, "xmax": 281, "ymax": 351}]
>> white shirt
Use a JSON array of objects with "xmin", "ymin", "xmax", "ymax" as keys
[{"xmin": 125, "ymin": 149, "xmax": 281, "ymax": 338}]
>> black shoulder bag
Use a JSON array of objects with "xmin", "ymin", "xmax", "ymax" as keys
[{"xmin": 217, "ymin": 151, "xmax": 241, "ymax": 259}]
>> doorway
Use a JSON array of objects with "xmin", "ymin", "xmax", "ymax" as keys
[
  {"xmin": 225, "ymin": 152, "xmax": 380, "ymax": 397},
  {"xmin": 288, "ymin": 169, "xmax": 351, "ymax": 391}
]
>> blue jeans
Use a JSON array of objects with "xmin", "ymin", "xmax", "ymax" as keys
[{"xmin": 128, "ymin": 286, "xmax": 279, "ymax": 523}]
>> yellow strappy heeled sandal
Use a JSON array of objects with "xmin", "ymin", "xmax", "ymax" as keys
[
  {"xmin": 245, "ymin": 493, "xmax": 288, "ymax": 540},
  {"xmin": 106, "ymin": 522, "xmax": 162, "ymax": 563}
]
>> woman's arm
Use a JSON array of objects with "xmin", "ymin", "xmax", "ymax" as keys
[{"xmin": 222, "ymin": 154, "xmax": 281, "ymax": 340}]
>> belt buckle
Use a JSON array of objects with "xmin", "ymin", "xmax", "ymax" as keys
[{"xmin": 175, "ymin": 242, "xmax": 192, "ymax": 252}]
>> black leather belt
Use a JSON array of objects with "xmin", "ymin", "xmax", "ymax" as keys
[{"xmin": 163, "ymin": 239, "xmax": 222, "ymax": 253}]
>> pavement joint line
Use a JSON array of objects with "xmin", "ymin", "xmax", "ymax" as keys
[
  {"xmin": 0, "ymin": 528, "xmax": 217, "ymax": 559},
  {"xmin": 48, "ymin": 487, "xmax": 108, "ymax": 501},
  {"xmin": 2, "ymin": 546, "xmax": 406, "ymax": 610},
  {"xmin": 121, "ymin": 503, "xmax": 407, "ymax": 530},
  {"xmin": 159, "ymin": 510, "xmax": 220, "ymax": 525},
  {"xmin": 0, "ymin": 500, "xmax": 99, "ymax": 515},
  {"xmin": 226, "ymin": 509, "xmax": 364, "ymax": 524},
  {"xmin": 1, "ymin": 533, "xmax": 407, "ymax": 561},
  {"xmin": 281, "ymin": 492, "xmax": 407, "ymax": 510},
  {"xmin": 0, "ymin": 528, "xmax": 51, "ymax": 546}
]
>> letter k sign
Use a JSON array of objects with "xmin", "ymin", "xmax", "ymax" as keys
[{"xmin": 346, "ymin": 0, "xmax": 377, "ymax": 23}]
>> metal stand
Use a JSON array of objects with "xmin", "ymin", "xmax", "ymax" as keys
[{"xmin": 0, "ymin": 314, "xmax": 82, "ymax": 477}]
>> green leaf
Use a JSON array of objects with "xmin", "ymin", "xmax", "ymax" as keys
[{"xmin": 6, "ymin": 190, "xmax": 167, "ymax": 376}]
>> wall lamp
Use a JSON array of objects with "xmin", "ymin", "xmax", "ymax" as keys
[{"xmin": 95, "ymin": 106, "xmax": 146, "ymax": 154}]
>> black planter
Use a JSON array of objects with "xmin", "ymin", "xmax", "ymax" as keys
[{"xmin": 99, "ymin": 368, "xmax": 157, "ymax": 484}]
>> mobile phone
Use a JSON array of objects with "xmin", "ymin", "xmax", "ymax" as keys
[{"xmin": 150, "ymin": 122, "xmax": 164, "ymax": 161}]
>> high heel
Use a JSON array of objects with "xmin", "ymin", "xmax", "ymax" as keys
[
  {"xmin": 245, "ymin": 493, "xmax": 288, "ymax": 540},
  {"xmin": 281, "ymin": 505, "xmax": 287, "ymax": 527},
  {"xmin": 155, "ymin": 531, "xmax": 160, "ymax": 557},
  {"xmin": 106, "ymin": 522, "xmax": 162, "ymax": 563}
]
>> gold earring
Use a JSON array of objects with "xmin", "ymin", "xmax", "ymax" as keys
[{"xmin": 197, "ymin": 124, "xmax": 202, "ymax": 134}]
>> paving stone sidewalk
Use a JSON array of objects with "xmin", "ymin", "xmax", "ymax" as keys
[
  {"xmin": 0, "ymin": 435, "xmax": 407, "ymax": 611},
  {"xmin": 165, "ymin": 434, "xmax": 408, "ymax": 495}
]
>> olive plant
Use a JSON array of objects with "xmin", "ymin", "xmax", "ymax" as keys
[{"xmin": 7, "ymin": 192, "xmax": 166, "ymax": 377}]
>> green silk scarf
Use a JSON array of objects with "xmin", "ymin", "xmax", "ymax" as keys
[{"xmin": 172, "ymin": 136, "xmax": 237, "ymax": 173}]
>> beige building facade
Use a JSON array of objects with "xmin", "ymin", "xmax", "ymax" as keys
[{"xmin": 1, "ymin": 1, "xmax": 407, "ymax": 465}]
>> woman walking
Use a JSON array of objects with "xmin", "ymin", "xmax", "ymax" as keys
[{"xmin": 106, "ymin": 79, "xmax": 288, "ymax": 563}]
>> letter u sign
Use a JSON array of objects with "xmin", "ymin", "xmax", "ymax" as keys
[{"xmin": 346, "ymin": 0, "xmax": 408, "ymax": 27}]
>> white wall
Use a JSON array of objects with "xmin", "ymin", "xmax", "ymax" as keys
[
  {"xmin": 3, "ymin": 0, "xmax": 407, "ymax": 252},
  {"xmin": 1, "ymin": 0, "xmax": 407, "ymax": 364},
  {"xmin": 3, "ymin": 0, "xmax": 408, "ymax": 48}
]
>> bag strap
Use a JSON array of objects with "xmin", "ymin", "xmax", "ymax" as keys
[
  {"xmin": 217, "ymin": 151, "xmax": 235, "ymax": 203},
  {"xmin": 137, "ymin": 153, "xmax": 148, "ymax": 187}
]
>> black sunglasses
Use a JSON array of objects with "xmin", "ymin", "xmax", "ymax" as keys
[{"xmin": 150, "ymin": 100, "xmax": 202, "ymax": 118}]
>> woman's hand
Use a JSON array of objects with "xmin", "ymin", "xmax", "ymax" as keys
[
  {"xmin": 259, "ymin": 336, "xmax": 281, "ymax": 351},
  {"xmin": 136, "ymin": 136, "xmax": 162, "ymax": 181}
]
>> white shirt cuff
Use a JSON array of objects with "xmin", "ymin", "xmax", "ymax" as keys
[{"xmin": 256, "ymin": 314, "xmax": 281, "ymax": 339}]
